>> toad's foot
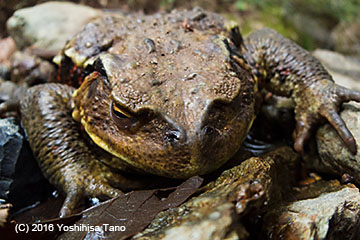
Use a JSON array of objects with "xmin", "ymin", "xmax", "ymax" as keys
[
  {"xmin": 53, "ymin": 154, "xmax": 147, "ymax": 217},
  {"xmin": 243, "ymin": 28, "xmax": 360, "ymax": 154},
  {"xmin": 293, "ymin": 80, "xmax": 360, "ymax": 154},
  {"xmin": 58, "ymin": 167, "xmax": 123, "ymax": 217}
]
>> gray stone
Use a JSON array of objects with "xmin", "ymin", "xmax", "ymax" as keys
[
  {"xmin": 10, "ymin": 50, "xmax": 56, "ymax": 85},
  {"xmin": 313, "ymin": 49, "xmax": 360, "ymax": 90},
  {"xmin": 263, "ymin": 186, "xmax": 360, "ymax": 240},
  {"xmin": 314, "ymin": 102, "xmax": 360, "ymax": 184},
  {"xmin": 6, "ymin": 1, "xmax": 101, "ymax": 51},
  {"xmin": 0, "ymin": 118, "xmax": 23, "ymax": 199},
  {"xmin": 0, "ymin": 117, "xmax": 53, "ymax": 212}
]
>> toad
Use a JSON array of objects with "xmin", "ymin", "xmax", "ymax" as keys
[{"xmin": 6, "ymin": 9, "xmax": 360, "ymax": 216}]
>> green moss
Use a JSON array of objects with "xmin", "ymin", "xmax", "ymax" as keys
[
  {"xmin": 289, "ymin": 0, "xmax": 360, "ymax": 22},
  {"xmin": 225, "ymin": 6, "xmax": 299, "ymax": 42}
]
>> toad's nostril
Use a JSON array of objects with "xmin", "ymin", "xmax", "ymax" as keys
[{"xmin": 165, "ymin": 130, "xmax": 181, "ymax": 143}]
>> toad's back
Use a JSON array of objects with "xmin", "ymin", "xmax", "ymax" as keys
[{"xmin": 61, "ymin": 9, "xmax": 254, "ymax": 112}]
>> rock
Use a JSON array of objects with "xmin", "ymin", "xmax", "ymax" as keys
[
  {"xmin": 0, "ymin": 37, "xmax": 16, "ymax": 65},
  {"xmin": 313, "ymin": 49, "xmax": 360, "ymax": 90},
  {"xmin": 6, "ymin": 1, "xmax": 101, "ymax": 52},
  {"xmin": 0, "ymin": 37, "xmax": 16, "ymax": 81},
  {"xmin": 10, "ymin": 51, "xmax": 56, "ymax": 85},
  {"xmin": 139, "ymin": 203, "xmax": 245, "ymax": 240},
  {"xmin": 0, "ymin": 118, "xmax": 53, "ymax": 213},
  {"xmin": 309, "ymin": 50, "xmax": 360, "ymax": 184},
  {"xmin": 313, "ymin": 102, "xmax": 360, "ymax": 184},
  {"xmin": 0, "ymin": 80, "xmax": 18, "ymax": 102},
  {"xmin": 331, "ymin": 18, "xmax": 360, "ymax": 56},
  {"xmin": 0, "ymin": 118, "xmax": 23, "ymax": 200},
  {"xmin": 262, "ymin": 183, "xmax": 360, "ymax": 240},
  {"xmin": 0, "ymin": 37, "xmax": 16, "ymax": 89},
  {"xmin": 133, "ymin": 147, "xmax": 300, "ymax": 240}
]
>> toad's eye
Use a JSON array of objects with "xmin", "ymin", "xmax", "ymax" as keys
[
  {"xmin": 112, "ymin": 102, "xmax": 131, "ymax": 118},
  {"xmin": 110, "ymin": 101, "xmax": 138, "ymax": 129}
]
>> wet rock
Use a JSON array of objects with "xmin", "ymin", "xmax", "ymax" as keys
[
  {"xmin": 0, "ymin": 118, "xmax": 23, "ymax": 200},
  {"xmin": 6, "ymin": 1, "xmax": 101, "ymax": 52},
  {"xmin": 313, "ymin": 49, "xmax": 360, "ymax": 90},
  {"xmin": 313, "ymin": 102, "xmax": 360, "ymax": 184},
  {"xmin": 262, "ymin": 182, "xmax": 360, "ymax": 240},
  {"xmin": 133, "ymin": 147, "xmax": 300, "ymax": 240},
  {"xmin": 0, "ymin": 118, "xmax": 53, "ymax": 213},
  {"xmin": 331, "ymin": 18, "xmax": 360, "ymax": 56}
]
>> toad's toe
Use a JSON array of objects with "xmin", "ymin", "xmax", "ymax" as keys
[
  {"xmin": 59, "ymin": 180, "xmax": 122, "ymax": 218},
  {"xmin": 320, "ymin": 108, "xmax": 357, "ymax": 154}
]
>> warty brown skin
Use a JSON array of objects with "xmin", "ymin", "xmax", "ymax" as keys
[{"xmin": 18, "ymin": 9, "xmax": 360, "ymax": 216}]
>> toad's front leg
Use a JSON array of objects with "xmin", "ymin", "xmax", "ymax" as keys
[
  {"xmin": 20, "ymin": 83, "xmax": 144, "ymax": 217},
  {"xmin": 241, "ymin": 28, "xmax": 360, "ymax": 154}
]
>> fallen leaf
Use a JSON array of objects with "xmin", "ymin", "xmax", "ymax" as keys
[
  {"xmin": 3, "ymin": 176, "xmax": 202, "ymax": 240},
  {"xmin": 60, "ymin": 176, "xmax": 203, "ymax": 240}
]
